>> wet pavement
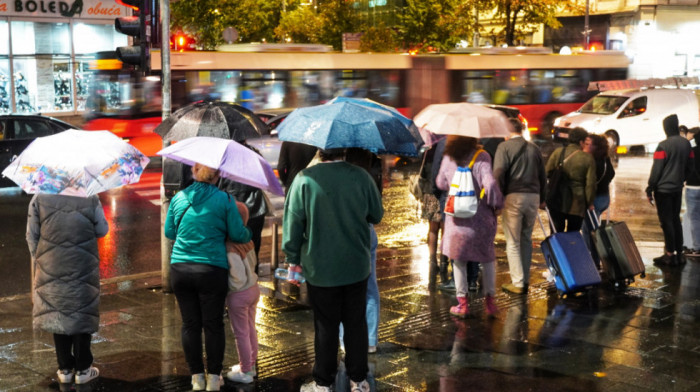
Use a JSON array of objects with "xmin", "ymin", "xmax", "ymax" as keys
[{"xmin": 1, "ymin": 156, "xmax": 699, "ymax": 392}]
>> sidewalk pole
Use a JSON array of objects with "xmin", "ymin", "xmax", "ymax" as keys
[{"xmin": 160, "ymin": 0, "xmax": 172, "ymax": 293}]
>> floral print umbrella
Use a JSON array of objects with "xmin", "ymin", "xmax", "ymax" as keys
[{"xmin": 1, "ymin": 129, "xmax": 149, "ymax": 197}]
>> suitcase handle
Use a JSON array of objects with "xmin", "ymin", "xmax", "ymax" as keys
[{"xmin": 587, "ymin": 209, "xmax": 601, "ymax": 230}]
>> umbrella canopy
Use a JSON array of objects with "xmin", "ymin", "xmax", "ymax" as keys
[
  {"xmin": 326, "ymin": 96, "xmax": 424, "ymax": 151},
  {"xmin": 1, "ymin": 129, "xmax": 149, "ymax": 197},
  {"xmin": 276, "ymin": 101, "xmax": 421, "ymax": 157},
  {"xmin": 154, "ymin": 101, "xmax": 268, "ymax": 142},
  {"xmin": 414, "ymin": 103, "xmax": 514, "ymax": 144},
  {"xmin": 157, "ymin": 136, "xmax": 284, "ymax": 196}
]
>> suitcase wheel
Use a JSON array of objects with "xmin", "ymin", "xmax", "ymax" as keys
[{"xmin": 640, "ymin": 272, "xmax": 646, "ymax": 278}]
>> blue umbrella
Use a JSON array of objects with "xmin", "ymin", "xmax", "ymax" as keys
[
  {"xmin": 277, "ymin": 101, "xmax": 421, "ymax": 157},
  {"xmin": 327, "ymin": 97, "xmax": 424, "ymax": 151}
]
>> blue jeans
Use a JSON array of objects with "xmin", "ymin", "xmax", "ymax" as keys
[{"xmin": 340, "ymin": 224, "xmax": 379, "ymax": 346}]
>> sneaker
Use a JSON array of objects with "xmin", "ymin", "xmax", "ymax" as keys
[
  {"xmin": 56, "ymin": 369, "xmax": 73, "ymax": 384},
  {"xmin": 206, "ymin": 373, "xmax": 223, "ymax": 391},
  {"xmin": 368, "ymin": 345, "xmax": 377, "ymax": 354},
  {"xmin": 229, "ymin": 364, "xmax": 256, "ymax": 378},
  {"xmin": 191, "ymin": 373, "xmax": 206, "ymax": 391},
  {"xmin": 501, "ymin": 283, "xmax": 526, "ymax": 294},
  {"xmin": 350, "ymin": 379, "xmax": 370, "ymax": 392},
  {"xmin": 74, "ymin": 366, "xmax": 99, "ymax": 384},
  {"xmin": 300, "ymin": 380, "xmax": 331, "ymax": 392},
  {"xmin": 226, "ymin": 367, "xmax": 254, "ymax": 384}
]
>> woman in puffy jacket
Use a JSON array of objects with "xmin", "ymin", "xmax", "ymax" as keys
[
  {"xmin": 27, "ymin": 194, "xmax": 109, "ymax": 385},
  {"xmin": 165, "ymin": 163, "xmax": 252, "ymax": 391}
]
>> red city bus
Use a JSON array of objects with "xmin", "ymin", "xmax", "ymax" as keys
[{"xmin": 83, "ymin": 46, "xmax": 629, "ymax": 155}]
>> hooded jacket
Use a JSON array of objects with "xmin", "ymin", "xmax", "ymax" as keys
[
  {"xmin": 27, "ymin": 194, "xmax": 109, "ymax": 335},
  {"xmin": 165, "ymin": 181, "xmax": 252, "ymax": 270},
  {"xmin": 646, "ymin": 115, "xmax": 694, "ymax": 195}
]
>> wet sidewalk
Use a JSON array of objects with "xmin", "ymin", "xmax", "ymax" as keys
[{"xmin": 1, "ymin": 157, "xmax": 699, "ymax": 392}]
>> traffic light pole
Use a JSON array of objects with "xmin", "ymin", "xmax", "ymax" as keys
[{"xmin": 160, "ymin": 0, "xmax": 172, "ymax": 293}]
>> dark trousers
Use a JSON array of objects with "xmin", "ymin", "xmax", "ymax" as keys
[
  {"xmin": 248, "ymin": 214, "xmax": 265, "ymax": 273},
  {"xmin": 467, "ymin": 261, "xmax": 479, "ymax": 284},
  {"xmin": 655, "ymin": 191, "xmax": 683, "ymax": 254},
  {"xmin": 54, "ymin": 333, "xmax": 93, "ymax": 371},
  {"xmin": 307, "ymin": 278, "xmax": 369, "ymax": 386},
  {"xmin": 549, "ymin": 208, "xmax": 583, "ymax": 233},
  {"xmin": 171, "ymin": 263, "xmax": 229, "ymax": 375}
]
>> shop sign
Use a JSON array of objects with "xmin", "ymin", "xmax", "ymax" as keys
[{"xmin": 0, "ymin": 0, "xmax": 130, "ymax": 19}]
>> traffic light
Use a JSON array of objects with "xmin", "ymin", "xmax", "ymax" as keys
[{"xmin": 115, "ymin": 0, "xmax": 151, "ymax": 71}]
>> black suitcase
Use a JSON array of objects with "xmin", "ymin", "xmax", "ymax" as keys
[{"xmin": 588, "ymin": 210, "xmax": 646, "ymax": 288}]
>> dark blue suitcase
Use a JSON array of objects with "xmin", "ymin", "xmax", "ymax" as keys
[{"xmin": 539, "ymin": 211, "xmax": 601, "ymax": 296}]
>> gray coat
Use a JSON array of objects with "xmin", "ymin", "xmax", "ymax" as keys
[{"xmin": 26, "ymin": 194, "xmax": 109, "ymax": 335}]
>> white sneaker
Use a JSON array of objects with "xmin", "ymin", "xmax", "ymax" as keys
[
  {"xmin": 300, "ymin": 380, "xmax": 331, "ymax": 392},
  {"xmin": 56, "ymin": 369, "xmax": 73, "ymax": 384},
  {"xmin": 191, "ymin": 373, "xmax": 206, "ymax": 391},
  {"xmin": 226, "ymin": 367, "xmax": 254, "ymax": 384},
  {"xmin": 206, "ymin": 373, "xmax": 223, "ymax": 391},
  {"xmin": 74, "ymin": 366, "xmax": 99, "ymax": 384},
  {"xmin": 350, "ymin": 379, "xmax": 370, "ymax": 392},
  {"xmin": 368, "ymin": 345, "xmax": 377, "ymax": 354},
  {"xmin": 229, "ymin": 363, "xmax": 256, "ymax": 377}
]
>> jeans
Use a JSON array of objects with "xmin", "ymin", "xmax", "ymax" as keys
[
  {"xmin": 502, "ymin": 193, "xmax": 540, "ymax": 287},
  {"xmin": 308, "ymin": 278, "xmax": 368, "ymax": 386},
  {"xmin": 54, "ymin": 333, "xmax": 93, "ymax": 371},
  {"xmin": 686, "ymin": 187, "xmax": 700, "ymax": 250},
  {"xmin": 654, "ymin": 191, "xmax": 683, "ymax": 255},
  {"xmin": 341, "ymin": 225, "xmax": 379, "ymax": 347},
  {"xmin": 171, "ymin": 262, "xmax": 229, "ymax": 375}
]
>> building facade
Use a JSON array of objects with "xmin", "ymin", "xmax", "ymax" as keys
[{"xmin": 0, "ymin": 0, "xmax": 129, "ymax": 121}]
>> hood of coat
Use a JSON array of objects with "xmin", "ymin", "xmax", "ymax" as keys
[{"xmin": 663, "ymin": 114, "xmax": 680, "ymax": 137}]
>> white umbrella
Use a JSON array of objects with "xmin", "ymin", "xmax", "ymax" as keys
[
  {"xmin": 1, "ymin": 129, "xmax": 149, "ymax": 197},
  {"xmin": 414, "ymin": 103, "xmax": 514, "ymax": 144},
  {"xmin": 157, "ymin": 136, "xmax": 284, "ymax": 196}
]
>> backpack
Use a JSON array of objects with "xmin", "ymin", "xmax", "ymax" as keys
[{"xmin": 445, "ymin": 149, "xmax": 484, "ymax": 218}]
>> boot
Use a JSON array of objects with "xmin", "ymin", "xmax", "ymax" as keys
[
  {"xmin": 438, "ymin": 258, "xmax": 456, "ymax": 292},
  {"xmin": 485, "ymin": 295, "xmax": 498, "ymax": 316},
  {"xmin": 450, "ymin": 296, "xmax": 469, "ymax": 317}
]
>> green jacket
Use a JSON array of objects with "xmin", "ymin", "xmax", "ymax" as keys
[
  {"xmin": 545, "ymin": 144, "xmax": 596, "ymax": 217},
  {"xmin": 283, "ymin": 161, "xmax": 384, "ymax": 287},
  {"xmin": 165, "ymin": 181, "xmax": 252, "ymax": 269}
]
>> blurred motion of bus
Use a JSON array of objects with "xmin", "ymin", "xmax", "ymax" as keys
[{"xmin": 82, "ymin": 45, "xmax": 629, "ymax": 156}]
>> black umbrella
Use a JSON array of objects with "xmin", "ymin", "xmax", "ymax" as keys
[{"xmin": 155, "ymin": 101, "xmax": 269, "ymax": 142}]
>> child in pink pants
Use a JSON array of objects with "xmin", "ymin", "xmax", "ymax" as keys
[{"xmin": 225, "ymin": 202, "xmax": 260, "ymax": 384}]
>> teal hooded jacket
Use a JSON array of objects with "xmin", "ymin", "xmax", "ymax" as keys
[{"xmin": 165, "ymin": 181, "xmax": 252, "ymax": 269}]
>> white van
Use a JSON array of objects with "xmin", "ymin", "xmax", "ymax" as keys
[{"xmin": 553, "ymin": 88, "xmax": 700, "ymax": 151}]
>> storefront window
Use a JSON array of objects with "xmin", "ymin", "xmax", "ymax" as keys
[
  {"xmin": 73, "ymin": 23, "xmax": 127, "ymax": 54},
  {"xmin": 12, "ymin": 21, "xmax": 70, "ymax": 55},
  {"xmin": 0, "ymin": 21, "xmax": 10, "ymax": 114}
]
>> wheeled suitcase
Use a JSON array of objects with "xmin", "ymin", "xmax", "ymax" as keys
[
  {"xmin": 588, "ymin": 210, "xmax": 645, "ymax": 287},
  {"xmin": 538, "ymin": 210, "xmax": 601, "ymax": 297}
]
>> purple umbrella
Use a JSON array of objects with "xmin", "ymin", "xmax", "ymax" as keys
[{"xmin": 156, "ymin": 137, "xmax": 284, "ymax": 196}]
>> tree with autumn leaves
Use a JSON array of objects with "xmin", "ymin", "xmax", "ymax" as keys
[{"xmin": 170, "ymin": 0, "xmax": 582, "ymax": 52}]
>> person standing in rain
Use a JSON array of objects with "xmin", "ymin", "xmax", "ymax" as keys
[
  {"xmin": 218, "ymin": 141, "xmax": 269, "ymax": 273},
  {"xmin": 283, "ymin": 148, "xmax": 384, "ymax": 392},
  {"xmin": 545, "ymin": 127, "xmax": 596, "ymax": 232},
  {"xmin": 26, "ymin": 194, "xmax": 109, "ymax": 386},
  {"xmin": 646, "ymin": 114, "xmax": 694, "ymax": 266},
  {"xmin": 165, "ymin": 163, "xmax": 252, "ymax": 391},
  {"xmin": 436, "ymin": 135, "xmax": 503, "ymax": 317},
  {"xmin": 682, "ymin": 127, "xmax": 700, "ymax": 256},
  {"xmin": 493, "ymin": 119, "xmax": 546, "ymax": 295}
]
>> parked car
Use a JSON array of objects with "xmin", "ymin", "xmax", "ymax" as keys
[
  {"xmin": 553, "ymin": 88, "xmax": 700, "ymax": 152},
  {"xmin": 0, "ymin": 114, "xmax": 79, "ymax": 187}
]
